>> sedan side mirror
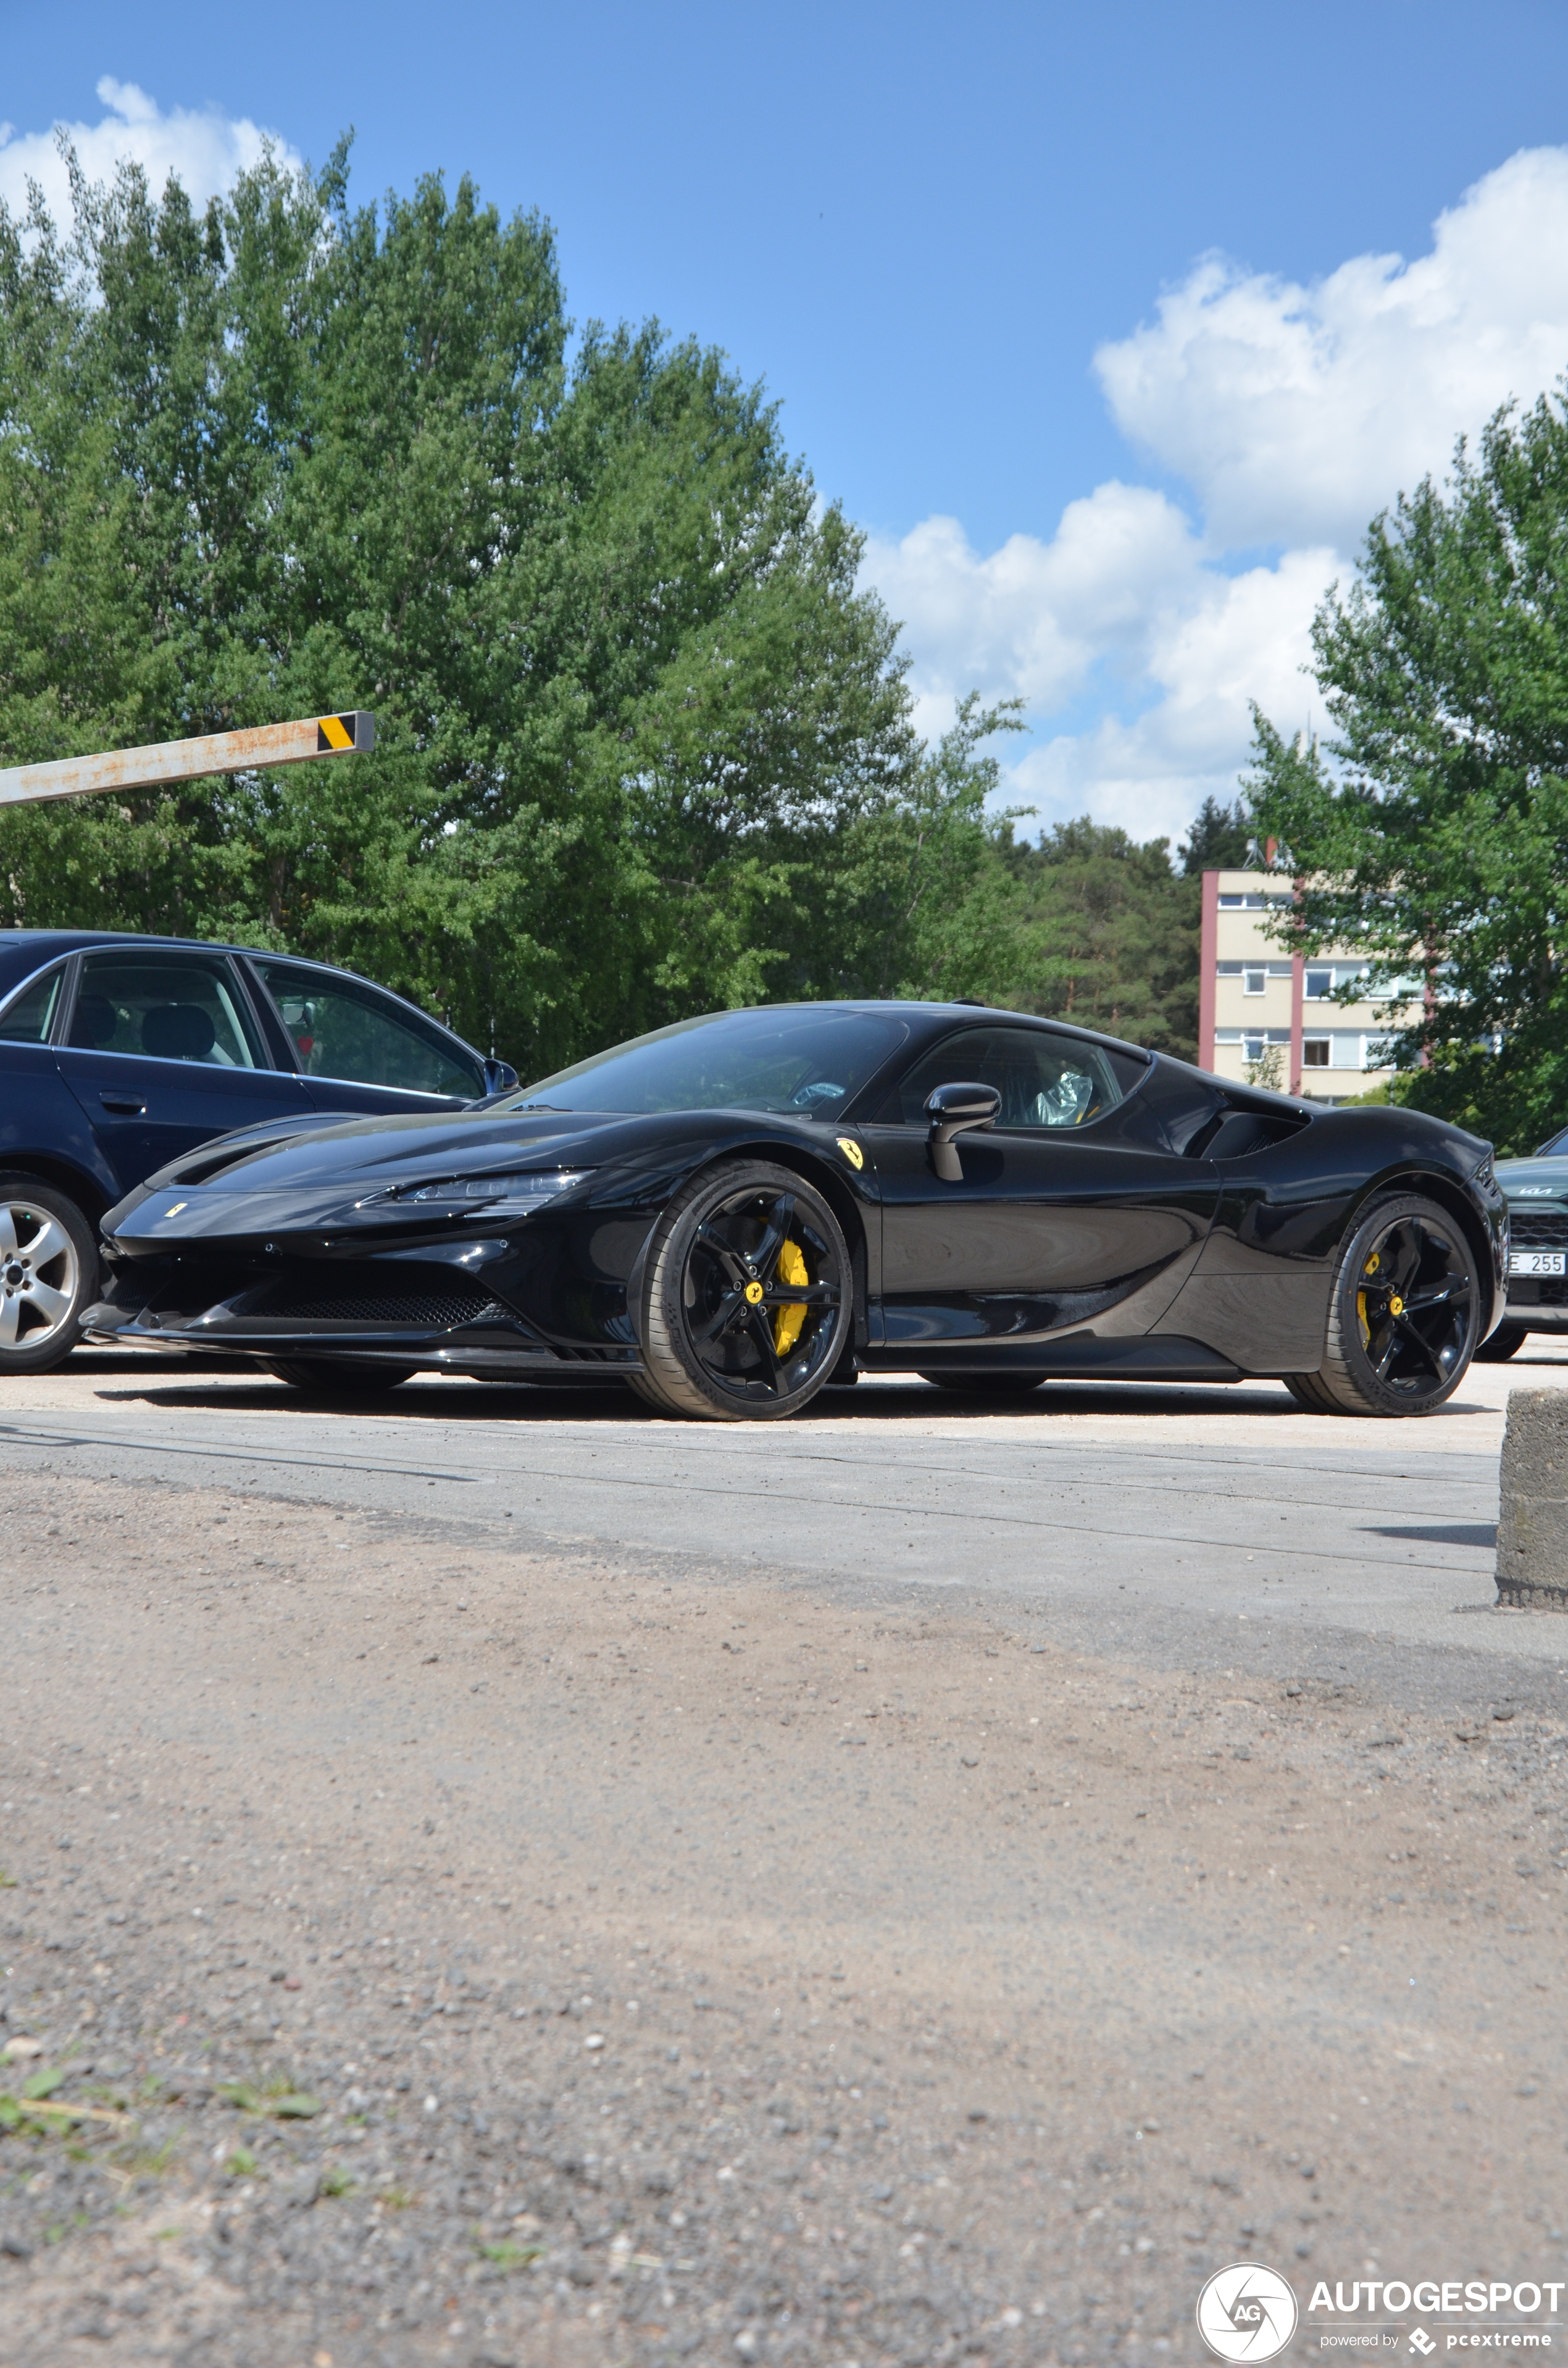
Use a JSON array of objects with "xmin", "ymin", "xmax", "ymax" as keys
[
  {"xmin": 483, "ymin": 1057, "xmax": 520, "ymax": 1096},
  {"xmin": 925, "ymin": 1081, "xmax": 1001, "ymax": 1181}
]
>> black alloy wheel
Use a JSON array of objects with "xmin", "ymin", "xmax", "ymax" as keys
[
  {"xmin": 1474, "ymin": 1321, "xmax": 1528, "ymax": 1363},
  {"xmin": 1310, "ymin": 1193, "xmax": 1481, "ymax": 1416},
  {"xmin": 633, "ymin": 1160, "xmax": 852, "ymax": 1420},
  {"xmin": 266, "ymin": 1358, "xmax": 416, "ymax": 1393}
]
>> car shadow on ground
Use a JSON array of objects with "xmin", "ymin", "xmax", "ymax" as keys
[{"xmin": 78, "ymin": 1359, "xmax": 1361, "ymax": 1424}]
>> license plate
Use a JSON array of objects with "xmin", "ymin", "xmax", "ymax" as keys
[{"xmin": 1509, "ymin": 1250, "xmax": 1566, "ymax": 1276}]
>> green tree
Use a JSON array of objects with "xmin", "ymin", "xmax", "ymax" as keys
[
  {"xmin": 0, "ymin": 143, "xmax": 1002, "ymax": 1073},
  {"xmin": 1179, "ymin": 793, "xmax": 1252, "ymax": 874},
  {"xmin": 1246, "ymin": 391, "xmax": 1568, "ymax": 1153},
  {"xmin": 998, "ymin": 818, "xmax": 1199, "ymax": 1058}
]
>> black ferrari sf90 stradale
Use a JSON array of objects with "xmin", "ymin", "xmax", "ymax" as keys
[{"xmin": 85, "ymin": 1000, "xmax": 1508, "ymax": 1421}]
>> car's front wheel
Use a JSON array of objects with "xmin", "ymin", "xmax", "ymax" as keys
[
  {"xmin": 635, "ymin": 1160, "xmax": 853, "ymax": 1420},
  {"xmin": 1307, "ymin": 1192, "xmax": 1481, "ymax": 1416},
  {"xmin": 0, "ymin": 1177, "xmax": 96, "ymax": 1375}
]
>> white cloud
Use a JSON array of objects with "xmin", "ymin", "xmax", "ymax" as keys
[
  {"xmin": 1011, "ymin": 546, "xmax": 1333, "ymax": 846},
  {"xmin": 865, "ymin": 483, "xmax": 1200, "ymax": 729},
  {"xmin": 1096, "ymin": 147, "xmax": 1568, "ymax": 554},
  {"xmin": 869, "ymin": 499, "xmax": 1333, "ymax": 844},
  {"xmin": 864, "ymin": 146, "xmax": 1568, "ymax": 842},
  {"xmin": 0, "ymin": 78, "xmax": 301, "ymax": 230}
]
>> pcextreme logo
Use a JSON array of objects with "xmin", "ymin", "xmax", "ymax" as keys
[{"xmin": 1198, "ymin": 2264, "xmax": 1300, "ymax": 2362}]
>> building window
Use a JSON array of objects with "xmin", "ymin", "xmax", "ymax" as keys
[
  {"xmin": 1304, "ymin": 969, "xmax": 1332, "ymax": 1000},
  {"xmin": 1242, "ymin": 1034, "xmax": 1267, "ymax": 1063},
  {"xmin": 1217, "ymin": 893, "xmax": 1244, "ymax": 908},
  {"xmin": 1242, "ymin": 967, "xmax": 1266, "ymax": 996},
  {"xmin": 1302, "ymin": 1037, "xmax": 1330, "ymax": 1067}
]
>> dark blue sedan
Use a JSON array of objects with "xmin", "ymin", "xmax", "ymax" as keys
[{"xmin": 0, "ymin": 931, "xmax": 516, "ymax": 1372}]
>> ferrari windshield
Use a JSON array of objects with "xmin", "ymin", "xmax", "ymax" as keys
[{"xmin": 503, "ymin": 1006, "xmax": 909, "ymax": 1117}]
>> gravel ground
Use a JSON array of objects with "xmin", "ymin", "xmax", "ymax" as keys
[{"xmin": 3, "ymin": 1466, "xmax": 1568, "ymax": 2367}]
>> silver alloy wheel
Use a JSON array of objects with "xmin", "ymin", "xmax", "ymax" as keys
[{"xmin": 0, "ymin": 1199, "xmax": 80, "ymax": 1353}]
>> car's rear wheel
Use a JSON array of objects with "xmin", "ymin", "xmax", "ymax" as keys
[
  {"xmin": 1311, "ymin": 1193, "xmax": 1480, "ymax": 1416},
  {"xmin": 635, "ymin": 1160, "xmax": 852, "ymax": 1420},
  {"xmin": 1281, "ymin": 1371, "xmax": 1336, "ymax": 1412},
  {"xmin": 918, "ymin": 1371, "xmax": 1049, "ymax": 1394},
  {"xmin": 266, "ymin": 1358, "xmax": 416, "ymax": 1393},
  {"xmin": 0, "ymin": 1177, "xmax": 96, "ymax": 1375},
  {"xmin": 1474, "ymin": 1321, "xmax": 1528, "ymax": 1363}
]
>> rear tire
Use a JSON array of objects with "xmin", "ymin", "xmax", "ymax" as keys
[
  {"xmin": 266, "ymin": 1358, "xmax": 415, "ymax": 1393},
  {"xmin": 1312, "ymin": 1192, "xmax": 1480, "ymax": 1416},
  {"xmin": 918, "ymin": 1371, "xmax": 1048, "ymax": 1395},
  {"xmin": 636, "ymin": 1160, "xmax": 853, "ymax": 1421},
  {"xmin": 0, "ymin": 1176, "xmax": 96, "ymax": 1375},
  {"xmin": 1474, "ymin": 1322, "xmax": 1528, "ymax": 1363}
]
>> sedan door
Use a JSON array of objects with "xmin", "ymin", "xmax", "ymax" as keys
[
  {"xmin": 245, "ymin": 958, "xmax": 486, "ymax": 1118},
  {"xmin": 56, "ymin": 948, "xmax": 313, "ymax": 1196},
  {"xmin": 859, "ymin": 1024, "xmax": 1218, "ymax": 1356}
]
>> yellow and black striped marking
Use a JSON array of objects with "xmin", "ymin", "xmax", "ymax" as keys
[{"xmin": 315, "ymin": 711, "xmax": 374, "ymax": 753}]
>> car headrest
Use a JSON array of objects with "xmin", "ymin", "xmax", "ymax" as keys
[
  {"xmin": 143, "ymin": 1003, "xmax": 217, "ymax": 1061},
  {"xmin": 70, "ymin": 994, "xmax": 119, "ymax": 1049}
]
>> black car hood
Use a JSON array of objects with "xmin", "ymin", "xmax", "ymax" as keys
[
  {"xmin": 101, "ymin": 1104, "xmax": 831, "ymax": 1247},
  {"xmin": 160, "ymin": 1104, "xmax": 628, "ymax": 1192}
]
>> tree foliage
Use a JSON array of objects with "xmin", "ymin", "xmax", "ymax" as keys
[
  {"xmin": 0, "ymin": 143, "xmax": 1235, "ymax": 1075},
  {"xmin": 999, "ymin": 819, "xmax": 1199, "ymax": 1059},
  {"xmin": 1247, "ymin": 391, "xmax": 1568, "ymax": 1152},
  {"xmin": 1178, "ymin": 794, "xmax": 1252, "ymax": 876},
  {"xmin": 0, "ymin": 143, "xmax": 1033, "ymax": 1071}
]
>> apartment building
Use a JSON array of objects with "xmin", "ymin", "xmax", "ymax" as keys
[{"xmin": 1197, "ymin": 866, "xmax": 1417, "ymax": 1103}]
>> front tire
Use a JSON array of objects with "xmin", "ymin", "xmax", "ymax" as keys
[
  {"xmin": 0, "ymin": 1177, "xmax": 96, "ymax": 1375},
  {"xmin": 636, "ymin": 1161, "xmax": 853, "ymax": 1420},
  {"xmin": 1312, "ymin": 1193, "xmax": 1480, "ymax": 1416},
  {"xmin": 267, "ymin": 1358, "xmax": 415, "ymax": 1393}
]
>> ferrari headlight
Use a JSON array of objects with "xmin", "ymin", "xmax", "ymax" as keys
[{"xmin": 382, "ymin": 1168, "xmax": 594, "ymax": 1216}]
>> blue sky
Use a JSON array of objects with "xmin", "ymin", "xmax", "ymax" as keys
[{"xmin": 9, "ymin": 1, "xmax": 1568, "ymax": 841}]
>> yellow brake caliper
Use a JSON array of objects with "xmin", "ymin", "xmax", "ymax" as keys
[
  {"xmin": 1358, "ymin": 1249, "xmax": 1379, "ymax": 1349},
  {"xmin": 774, "ymin": 1237, "xmax": 809, "ymax": 1357}
]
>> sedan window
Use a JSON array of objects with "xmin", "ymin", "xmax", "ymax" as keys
[
  {"xmin": 0, "ymin": 961, "xmax": 69, "ymax": 1043},
  {"xmin": 69, "ymin": 952, "xmax": 263, "ymax": 1068},
  {"xmin": 251, "ymin": 960, "xmax": 482, "ymax": 1098},
  {"xmin": 890, "ymin": 1026, "xmax": 1147, "ymax": 1131}
]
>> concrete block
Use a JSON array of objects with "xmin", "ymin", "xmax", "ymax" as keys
[{"xmin": 1496, "ymin": 1389, "xmax": 1568, "ymax": 1609}]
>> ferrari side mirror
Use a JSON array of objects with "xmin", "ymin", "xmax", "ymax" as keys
[{"xmin": 925, "ymin": 1081, "xmax": 1001, "ymax": 1181}]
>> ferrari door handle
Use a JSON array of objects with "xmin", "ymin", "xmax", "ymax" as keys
[{"xmin": 99, "ymin": 1093, "xmax": 146, "ymax": 1115}]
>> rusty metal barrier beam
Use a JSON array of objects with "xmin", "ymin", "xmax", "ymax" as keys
[{"xmin": 0, "ymin": 711, "xmax": 375, "ymax": 809}]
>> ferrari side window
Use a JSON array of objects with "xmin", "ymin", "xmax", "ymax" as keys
[{"xmin": 893, "ymin": 1027, "xmax": 1146, "ymax": 1131}]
